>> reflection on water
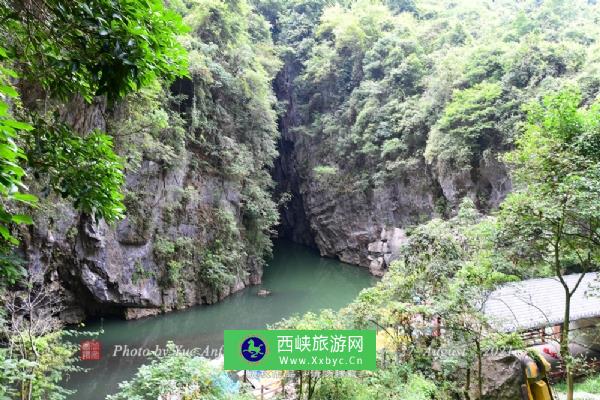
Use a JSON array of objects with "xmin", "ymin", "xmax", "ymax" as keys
[{"xmin": 65, "ymin": 240, "xmax": 376, "ymax": 399}]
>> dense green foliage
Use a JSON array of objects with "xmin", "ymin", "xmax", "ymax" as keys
[
  {"xmin": 253, "ymin": 7, "xmax": 600, "ymax": 397},
  {"xmin": 310, "ymin": 369, "xmax": 436, "ymax": 400},
  {"xmin": 0, "ymin": 58, "xmax": 36, "ymax": 284},
  {"xmin": 498, "ymin": 89, "xmax": 600, "ymax": 399},
  {"xmin": 0, "ymin": 0, "xmax": 188, "ymax": 398},
  {"xmin": 107, "ymin": 343, "xmax": 252, "ymax": 400},
  {"xmin": 0, "ymin": 0, "xmax": 189, "ymax": 279},
  {"xmin": 267, "ymin": 86, "xmax": 600, "ymax": 399},
  {"xmin": 258, "ymin": 0, "xmax": 600, "ymax": 208},
  {"xmin": 0, "ymin": 314, "xmax": 81, "ymax": 400},
  {"xmin": 86, "ymin": 0, "xmax": 279, "ymax": 300},
  {"xmin": 1, "ymin": 0, "xmax": 600, "ymax": 399},
  {"xmin": 0, "ymin": 0, "xmax": 188, "ymax": 102},
  {"xmin": 184, "ymin": 0, "xmax": 280, "ymax": 258},
  {"xmin": 0, "ymin": 334, "xmax": 76, "ymax": 400},
  {"xmin": 26, "ymin": 121, "xmax": 125, "ymax": 222},
  {"xmin": 273, "ymin": 201, "xmax": 524, "ymax": 399},
  {"xmin": 499, "ymin": 89, "xmax": 600, "ymax": 274},
  {"xmin": 0, "ymin": 0, "xmax": 188, "ymax": 233}
]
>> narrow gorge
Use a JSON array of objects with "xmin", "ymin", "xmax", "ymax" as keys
[
  {"xmin": 2, "ymin": 1, "xmax": 600, "ymax": 399},
  {"xmin": 15, "ymin": 0, "xmax": 599, "ymax": 323}
]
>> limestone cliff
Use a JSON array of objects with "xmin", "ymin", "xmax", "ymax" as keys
[
  {"xmin": 21, "ymin": 91, "xmax": 268, "ymax": 322},
  {"xmin": 272, "ymin": 53, "xmax": 513, "ymax": 275},
  {"xmin": 274, "ymin": 106, "xmax": 512, "ymax": 275},
  {"xmin": 15, "ymin": 0, "xmax": 281, "ymax": 322},
  {"xmin": 24, "ymin": 167, "xmax": 262, "ymax": 323}
]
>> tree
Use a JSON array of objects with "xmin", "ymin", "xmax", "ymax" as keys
[
  {"xmin": 0, "ymin": 270, "xmax": 81, "ymax": 400},
  {"xmin": 499, "ymin": 88, "xmax": 600, "ymax": 400},
  {"xmin": 425, "ymin": 82, "xmax": 505, "ymax": 170},
  {"xmin": 0, "ymin": 54, "xmax": 36, "ymax": 284},
  {"xmin": 345, "ymin": 200, "xmax": 519, "ymax": 400},
  {"xmin": 0, "ymin": 0, "xmax": 188, "ymax": 102},
  {"xmin": 0, "ymin": 0, "xmax": 188, "ymax": 225},
  {"xmin": 0, "ymin": 2, "xmax": 189, "ymax": 397}
]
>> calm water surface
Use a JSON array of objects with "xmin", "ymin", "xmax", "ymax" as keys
[{"xmin": 65, "ymin": 240, "xmax": 376, "ymax": 399}]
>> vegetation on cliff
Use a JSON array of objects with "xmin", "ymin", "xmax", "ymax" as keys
[
  {"xmin": 0, "ymin": 0, "xmax": 280, "ymax": 398},
  {"xmin": 267, "ymin": 86, "xmax": 600, "ymax": 399},
  {"xmin": 261, "ymin": 0, "xmax": 600, "ymax": 213},
  {"xmin": 0, "ymin": 0, "xmax": 599, "ymax": 399},
  {"xmin": 0, "ymin": 0, "xmax": 188, "ymax": 397},
  {"xmin": 0, "ymin": 0, "xmax": 188, "ymax": 279}
]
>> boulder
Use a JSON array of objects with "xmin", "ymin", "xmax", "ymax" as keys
[
  {"xmin": 470, "ymin": 353, "xmax": 525, "ymax": 400},
  {"xmin": 369, "ymin": 257, "xmax": 385, "ymax": 277}
]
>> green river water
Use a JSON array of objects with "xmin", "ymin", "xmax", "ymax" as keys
[{"xmin": 65, "ymin": 240, "xmax": 376, "ymax": 399}]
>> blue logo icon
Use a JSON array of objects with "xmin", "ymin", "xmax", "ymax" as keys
[{"xmin": 241, "ymin": 336, "xmax": 266, "ymax": 362}]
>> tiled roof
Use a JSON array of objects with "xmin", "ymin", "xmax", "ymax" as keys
[{"xmin": 483, "ymin": 273, "xmax": 600, "ymax": 332}]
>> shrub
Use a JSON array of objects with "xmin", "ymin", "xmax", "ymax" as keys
[{"xmin": 108, "ymin": 343, "xmax": 252, "ymax": 400}]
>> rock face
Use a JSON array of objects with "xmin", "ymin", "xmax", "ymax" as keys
[
  {"xmin": 23, "ymin": 155, "xmax": 263, "ymax": 321},
  {"xmin": 471, "ymin": 354, "xmax": 525, "ymax": 400},
  {"xmin": 20, "ymin": 96, "xmax": 265, "ymax": 322},
  {"xmin": 272, "ymin": 61, "xmax": 317, "ymax": 248},
  {"xmin": 274, "ymin": 129, "xmax": 511, "ymax": 274},
  {"xmin": 272, "ymin": 59, "xmax": 511, "ymax": 274},
  {"xmin": 277, "ymin": 141, "xmax": 511, "ymax": 274},
  {"xmin": 367, "ymin": 227, "xmax": 408, "ymax": 276}
]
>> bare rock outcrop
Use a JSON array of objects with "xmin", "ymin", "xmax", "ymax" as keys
[
  {"xmin": 471, "ymin": 353, "xmax": 525, "ymax": 400},
  {"xmin": 367, "ymin": 227, "xmax": 408, "ymax": 276}
]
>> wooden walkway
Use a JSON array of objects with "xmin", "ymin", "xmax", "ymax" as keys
[
  {"xmin": 251, "ymin": 377, "xmax": 285, "ymax": 399},
  {"xmin": 237, "ymin": 371, "xmax": 295, "ymax": 399}
]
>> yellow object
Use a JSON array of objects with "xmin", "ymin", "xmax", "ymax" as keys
[
  {"xmin": 525, "ymin": 362, "xmax": 540, "ymax": 379},
  {"xmin": 522, "ymin": 351, "xmax": 554, "ymax": 400},
  {"xmin": 530, "ymin": 381, "xmax": 552, "ymax": 400},
  {"xmin": 539, "ymin": 357, "xmax": 551, "ymax": 374},
  {"xmin": 524, "ymin": 382, "xmax": 533, "ymax": 400}
]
